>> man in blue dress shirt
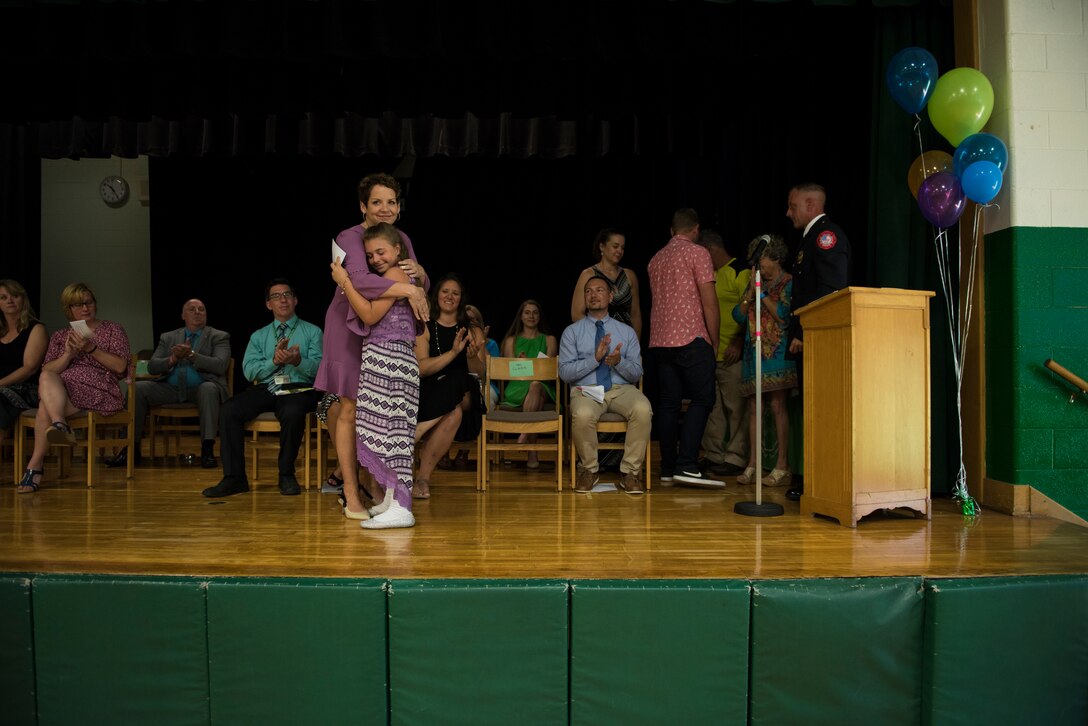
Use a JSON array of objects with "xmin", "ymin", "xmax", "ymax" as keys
[
  {"xmin": 203, "ymin": 279, "xmax": 323, "ymax": 497},
  {"xmin": 559, "ymin": 274, "xmax": 652, "ymax": 495}
]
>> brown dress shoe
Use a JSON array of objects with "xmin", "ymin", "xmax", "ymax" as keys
[
  {"xmin": 575, "ymin": 470, "xmax": 598, "ymax": 493},
  {"xmin": 618, "ymin": 472, "xmax": 645, "ymax": 495}
]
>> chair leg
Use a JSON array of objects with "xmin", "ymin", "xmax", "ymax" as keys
[
  {"xmin": 250, "ymin": 431, "xmax": 259, "ymax": 483},
  {"xmin": 645, "ymin": 440, "xmax": 652, "ymax": 491},
  {"xmin": 148, "ymin": 416, "xmax": 157, "ymax": 460},
  {"xmin": 303, "ymin": 414, "xmax": 312, "ymax": 490},
  {"xmin": 86, "ymin": 416, "xmax": 95, "ymax": 487},
  {"xmin": 556, "ymin": 428, "xmax": 563, "ymax": 492}
]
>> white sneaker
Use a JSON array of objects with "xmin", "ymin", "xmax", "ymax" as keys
[
  {"xmin": 674, "ymin": 470, "xmax": 726, "ymax": 488},
  {"xmin": 361, "ymin": 500, "xmax": 415, "ymax": 529}
]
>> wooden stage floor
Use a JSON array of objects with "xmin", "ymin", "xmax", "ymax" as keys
[{"xmin": 3, "ymin": 454, "xmax": 1088, "ymax": 581}]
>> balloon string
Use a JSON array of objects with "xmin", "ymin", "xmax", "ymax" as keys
[{"xmin": 932, "ymin": 221, "xmax": 980, "ymax": 519}]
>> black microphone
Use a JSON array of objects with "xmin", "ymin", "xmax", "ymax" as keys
[{"xmin": 748, "ymin": 234, "xmax": 771, "ymax": 267}]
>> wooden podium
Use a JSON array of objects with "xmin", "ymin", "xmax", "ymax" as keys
[{"xmin": 794, "ymin": 287, "xmax": 934, "ymax": 527}]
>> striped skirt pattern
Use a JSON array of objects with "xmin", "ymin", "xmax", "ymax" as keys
[{"xmin": 355, "ymin": 338, "xmax": 419, "ymax": 508}]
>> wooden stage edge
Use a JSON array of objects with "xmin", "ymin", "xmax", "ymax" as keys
[{"xmin": 3, "ymin": 455, "xmax": 1088, "ymax": 581}]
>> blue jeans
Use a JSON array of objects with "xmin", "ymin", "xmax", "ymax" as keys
[{"xmin": 654, "ymin": 338, "xmax": 716, "ymax": 476}]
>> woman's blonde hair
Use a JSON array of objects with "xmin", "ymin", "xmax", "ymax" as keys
[
  {"xmin": 60, "ymin": 282, "xmax": 96, "ymax": 321},
  {"xmin": 0, "ymin": 279, "xmax": 37, "ymax": 336}
]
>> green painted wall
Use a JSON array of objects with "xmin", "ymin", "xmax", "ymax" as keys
[{"xmin": 986, "ymin": 226, "xmax": 1088, "ymax": 520}]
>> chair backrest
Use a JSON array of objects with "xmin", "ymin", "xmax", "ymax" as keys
[{"xmin": 485, "ymin": 356, "xmax": 559, "ymax": 406}]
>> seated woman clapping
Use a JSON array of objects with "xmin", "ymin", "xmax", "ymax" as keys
[
  {"xmin": 499, "ymin": 299, "xmax": 557, "ymax": 470},
  {"xmin": 414, "ymin": 274, "xmax": 486, "ymax": 497},
  {"xmin": 18, "ymin": 283, "xmax": 131, "ymax": 493}
]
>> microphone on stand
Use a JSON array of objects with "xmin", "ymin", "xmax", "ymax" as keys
[{"xmin": 748, "ymin": 234, "xmax": 771, "ymax": 267}]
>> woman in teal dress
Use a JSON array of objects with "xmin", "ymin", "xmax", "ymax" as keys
[
  {"xmin": 500, "ymin": 299, "xmax": 557, "ymax": 469},
  {"xmin": 732, "ymin": 234, "xmax": 796, "ymax": 489}
]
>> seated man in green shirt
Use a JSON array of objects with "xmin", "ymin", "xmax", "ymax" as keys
[{"xmin": 203, "ymin": 278, "xmax": 323, "ymax": 497}]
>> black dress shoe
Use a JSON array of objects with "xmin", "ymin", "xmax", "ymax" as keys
[
  {"xmin": 785, "ymin": 484, "xmax": 803, "ymax": 501},
  {"xmin": 105, "ymin": 446, "xmax": 128, "ymax": 468},
  {"xmin": 278, "ymin": 473, "xmax": 301, "ymax": 496},
  {"xmin": 703, "ymin": 459, "xmax": 745, "ymax": 477},
  {"xmin": 202, "ymin": 477, "xmax": 249, "ymax": 498},
  {"xmin": 200, "ymin": 454, "xmax": 217, "ymax": 469}
]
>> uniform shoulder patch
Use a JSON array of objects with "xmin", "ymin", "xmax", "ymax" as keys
[{"xmin": 817, "ymin": 231, "xmax": 837, "ymax": 250}]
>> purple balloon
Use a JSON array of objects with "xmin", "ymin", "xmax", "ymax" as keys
[
  {"xmin": 917, "ymin": 172, "xmax": 967, "ymax": 228},
  {"xmin": 961, "ymin": 160, "xmax": 1003, "ymax": 204}
]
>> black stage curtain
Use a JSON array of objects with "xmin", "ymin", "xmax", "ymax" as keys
[{"xmin": 0, "ymin": 0, "xmax": 957, "ymax": 490}]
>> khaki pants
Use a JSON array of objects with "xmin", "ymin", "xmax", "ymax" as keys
[
  {"xmin": 700, "ymin": 359, "xmax": 749, "ymax": 467},
  {"xmin": 570, "ymin": 384, "xmax": 652, "ymax": 475}
]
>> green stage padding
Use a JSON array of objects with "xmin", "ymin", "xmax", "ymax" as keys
[
  {"xmin": 750, "ymin": 577, "xmax": 924, "ymax": 726},
  {"xmin": 0, "ymin": 576, "xmax": 35, "ymax": 725},
  {"xmin": 570, "ymin": 579, "xmax": 750, "ymax": 724},
  {"xmin": 387, "ymin": 579, "xmax": 568, "ymax": 726},
  {"xmin": 206, "ymin": 578, "xmax": 387, "ymax": 725},
  {"xmin": 32, "ymin": 575, "xmax": 209, "ymax": 726},
  {"xmin": 923, "ymin": 575, "xmax": 1088, "ymax": 726}
]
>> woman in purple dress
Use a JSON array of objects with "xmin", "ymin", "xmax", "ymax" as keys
[
  {"xmin": 314, "ymin": 173, "xmax": 429, "ymax": 518},
  {"xmin": 18, "ymin": 283, "xmax": 130, "ymax": 493}
]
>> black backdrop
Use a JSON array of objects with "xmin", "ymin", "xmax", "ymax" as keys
[{"xmin": 1, "ymin": 0, "xmax": 958, "ymax": 488}]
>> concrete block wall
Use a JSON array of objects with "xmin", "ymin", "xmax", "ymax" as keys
[{"xmin": 980, "ymin": 0, "xmax": 1088, "ymax": 519}]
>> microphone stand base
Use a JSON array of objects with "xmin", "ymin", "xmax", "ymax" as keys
[{"xmin": 734, "ymin": 501, "xmax": 785, "ymax": 517}]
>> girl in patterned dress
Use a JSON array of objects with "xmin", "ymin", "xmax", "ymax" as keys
[{"xmin": 331, "ymin": 223, "xmax": 420, "ymax": 529}]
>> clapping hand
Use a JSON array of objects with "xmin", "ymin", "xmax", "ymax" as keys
[
  {"xmin": 170, "ymin": 343, "xmax": 192, "ymax": 363},
  {"xmin": 273, "ymin": 337, "xmax": 299, "ymax": 367},
  {"xmin": 451, "ymin": 327, "xmax": 469, "ymax": 354},
  {"xmin": 594, "ymin": 332, "xmax": 612, "ymax": 363},
  {"xmin": 603, "ymin": 342, "xmax": 622, "ymax": 367}
]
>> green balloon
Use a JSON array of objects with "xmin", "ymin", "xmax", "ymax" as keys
[{"xmin": 927, "ymin": 67, "xmax": 994, "ymax": 147}]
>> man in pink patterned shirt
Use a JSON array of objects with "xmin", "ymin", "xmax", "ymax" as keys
[{"xmin": 647, "ymin": 208, "xmax": 721, "ymax": 487}]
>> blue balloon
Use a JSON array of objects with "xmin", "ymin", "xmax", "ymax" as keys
[
  {"xmin": 886, "ymin": 47, "xmax": 939, "ymax": 114},
  {"xmin": 953, "ymin": 133, "xmax": 1009, "ymax": 178},
  {"xmin": 960, "ymin": 160, "xmax": 1003, "ymax": 204}
]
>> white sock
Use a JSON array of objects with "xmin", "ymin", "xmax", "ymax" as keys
[{"xmin": 368, "ymin": 487, "xmax": 394, "ymax": 516}]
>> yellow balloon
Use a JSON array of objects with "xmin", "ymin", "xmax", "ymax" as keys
[
  {"xmin": 907, "ymin": 150, "xmax": 953, "ymax": 199},
  {"xmin": 927, "ymin": 68, "xmax": 994, "ymax": 147}
]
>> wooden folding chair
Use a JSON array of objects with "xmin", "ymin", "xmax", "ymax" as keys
[
  {"xmin": 478, "ymin": 356, "xmax": 563, "ymax": 491},
  {"xmin": 148, "ymin": 358, "xmax": 234, "ymax": 459},
  {"xmin": 566, "ymin": 377, "xmax": 652, "ymax": 491},
  {"xmin": 14, "ymin": 355, "xmax": 138, "ymax": 487},
  {"xmin": 243, "ymin": 411, "xmax": 313, "ymax": 489}
]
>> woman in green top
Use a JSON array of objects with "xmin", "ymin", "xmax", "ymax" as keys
[{"xmin": 500, "ymin": 299, "xmax": 557, "ymax": 469}]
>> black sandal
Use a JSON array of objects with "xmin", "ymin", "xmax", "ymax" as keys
[{"xmin": 17, "ymin": 468, "xmax": 42, "ymax": 493}]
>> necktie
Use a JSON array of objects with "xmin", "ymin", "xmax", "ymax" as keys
[
  {"xmin": 177, "ymin": 331, "xmax": 194, "ymax": 402},
  {"xmin": 595, "ymin": 320, "xmax": 612, "ymax": 392},
  {"xmin": 268, "ymin": 322, "xmax": 289, "ymax": 393}
]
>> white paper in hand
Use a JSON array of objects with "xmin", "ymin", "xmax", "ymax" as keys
[
  {"xmin": 332, "ymin": 238, "xmax": 348, "ymax": 264},
  {"xmin": 69, "ymin": 320, "xmax": 92, "ymax": 340}
]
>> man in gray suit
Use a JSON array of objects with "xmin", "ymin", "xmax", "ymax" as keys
[{"xmin": 129, "ymin": 298, "xmax": 231, "ymax": 467}]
